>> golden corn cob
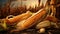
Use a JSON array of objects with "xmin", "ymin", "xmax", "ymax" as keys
[
  {"xmin": 5, "ymin": 11, "xmax": 32, "ymax": 24},
  {"xmin": 15, "ymin": 8, "xmax": 47, "ymax": 31}
]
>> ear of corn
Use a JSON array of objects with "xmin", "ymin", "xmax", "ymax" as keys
[
  {"xmin": 5, "ymin": 11, "xmax": 32, "ymax": 24},
  {"xmin": 16, "ymin": 8, "xmax": 47, "ymax": 31}
]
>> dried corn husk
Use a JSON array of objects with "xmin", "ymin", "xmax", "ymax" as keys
[{"xmin": 36, "ymin": 20, "xmax": 51, "ymax": 29}]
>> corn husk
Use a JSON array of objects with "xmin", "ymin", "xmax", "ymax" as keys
[{"xmin": 36, "ymin": 20, "xmax": 51, "ymax": 29}]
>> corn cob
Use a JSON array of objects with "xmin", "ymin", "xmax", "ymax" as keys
[
  {"xmin": 5, "ymin": 11, "xmax": 32, "ymax": 24},
  {"xmin": 15, "ymin": 8, "xmax": 47, "ymax": 31}
]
